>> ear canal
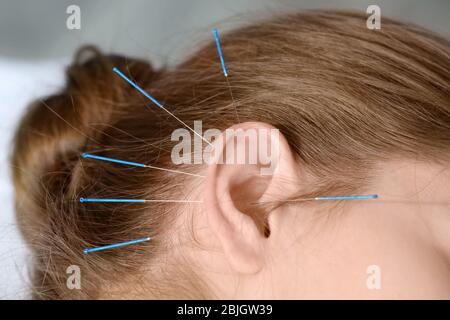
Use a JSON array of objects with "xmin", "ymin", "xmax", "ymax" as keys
[{"xmin": 228, "ymin": 173, "xmax": 271, "ymax": 237}]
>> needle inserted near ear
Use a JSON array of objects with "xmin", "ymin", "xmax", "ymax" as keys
[
  {"xmin": 213, "ymin": 28, "xmax": 240, "ymax": 123},
  {"xmin": 79, "ymin": 195, "xmax": 378, "ymax": 205},
  {"xmin": 83, "ymin": 236, "xmax": 151, "ymax": 254},
  {"xmin": 79, "ymin": 198, "xmax": 203, "ymax": 204},
  {"xmin": 213, "ymin": 28, "xmax": 228, "ymax": 77},
  {"xmin": 112, "ymin": 67, "xmax": 213, "ymax": 147},
  {"xmin": 81, "ymin": 153, "xmax": 204, "ymax": 178},
  {"xmin": 314, "ymin": 194, "xmax": 378, "ymax": 201},
  {"xmin": 255, "ymin": 194, "xmax": 379, "ymax": 204}
]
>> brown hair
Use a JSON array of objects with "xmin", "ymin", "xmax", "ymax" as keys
[{"xmin": 11, "ymin": 11, "xmax": 450, "ymax": 299}]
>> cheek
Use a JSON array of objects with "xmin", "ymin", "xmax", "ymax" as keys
[{"xmin": 273, "ymin": 202, "xmax": 450, "ymax": 298}]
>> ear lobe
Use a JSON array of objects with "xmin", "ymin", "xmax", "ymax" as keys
[{"xmin": 203, "ymin": 122, "xmax": 300, "ymax": 274}]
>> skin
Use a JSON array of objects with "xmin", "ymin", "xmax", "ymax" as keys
[{"xmin": 172, "ymin": 122, "xmax": 450, "ymax": 299}]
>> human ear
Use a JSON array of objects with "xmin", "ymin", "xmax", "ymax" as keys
[{"xmin": 203, "ymin": 121, "xmax": 300, "ymax": 274}]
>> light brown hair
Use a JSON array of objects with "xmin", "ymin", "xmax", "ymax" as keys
[{"xmin": 11, "ymin": 11, "xmax": 450, "ymax": 299}]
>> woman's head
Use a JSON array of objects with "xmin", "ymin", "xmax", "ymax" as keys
[{"xmin": 12, "ymin": 11, "xmax": 450, "ymax": 299}]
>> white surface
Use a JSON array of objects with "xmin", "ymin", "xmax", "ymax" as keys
[{"xmin": 0, "ymin": 59, "xmax": 66, "ymax": 299}]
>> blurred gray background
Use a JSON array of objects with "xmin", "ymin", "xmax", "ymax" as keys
[
  {"xmin": 0, "ymin": 0, "xmax": 449, "ymax": 65},
  {"xmin": 0, "ymin": 0, "xmax": 449, "ymax": 299}
]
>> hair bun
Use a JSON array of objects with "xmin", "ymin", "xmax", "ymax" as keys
[
  {"xmin": 70, "ymin": 46, "xmax": 160, "ymax": 92},
  {"xmin": 11, "ymin": 46, "xmax": 161, "ymax": 204}
]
